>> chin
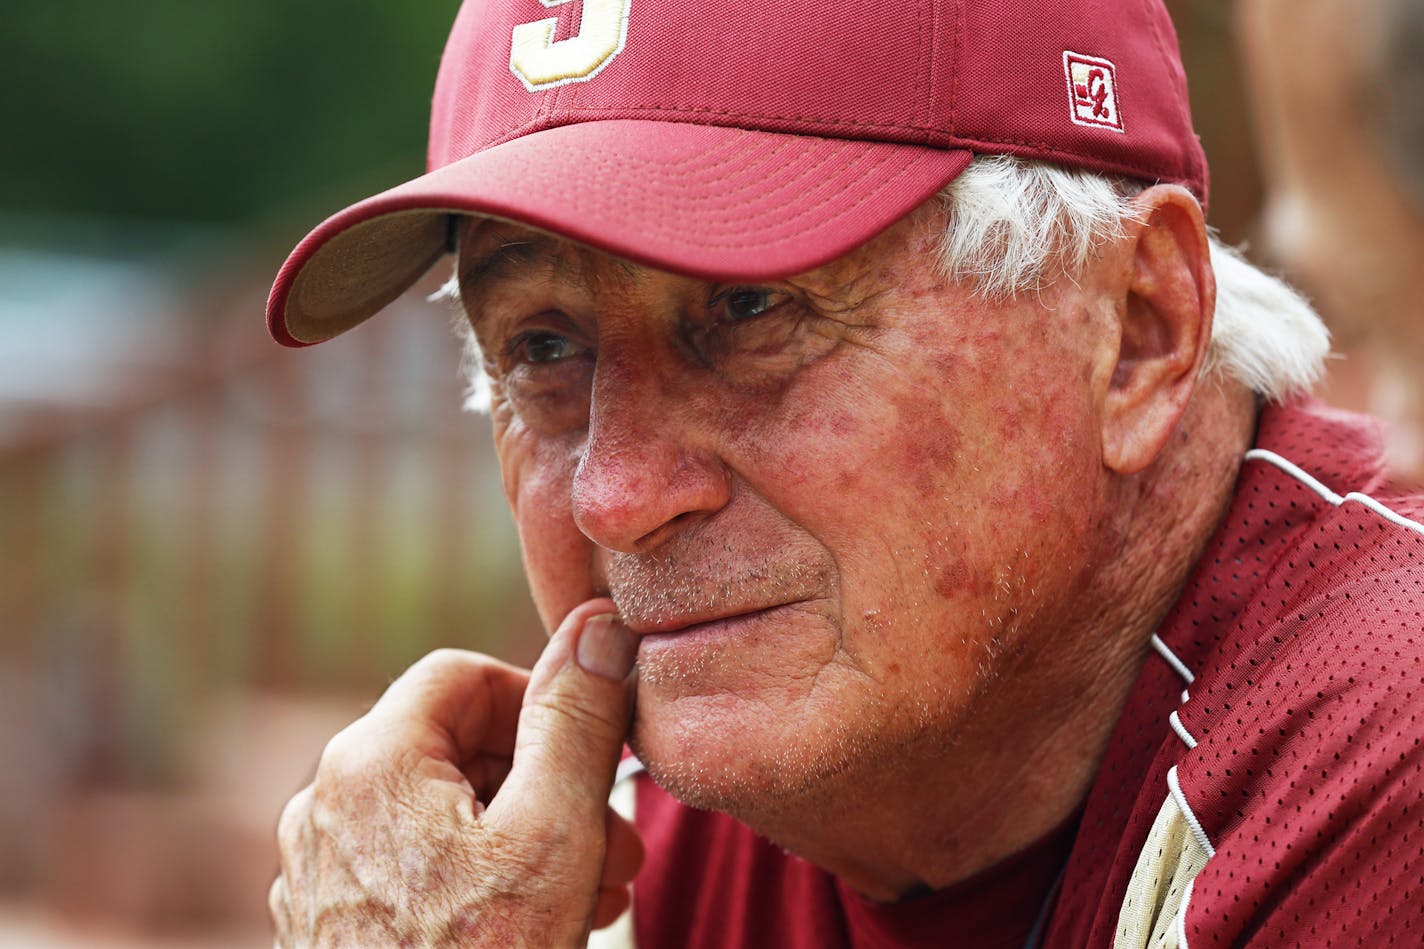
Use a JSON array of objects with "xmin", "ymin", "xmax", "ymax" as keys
[{"xmin": 627, "ymin": 690, "xmax": 909, "ymax": 820}]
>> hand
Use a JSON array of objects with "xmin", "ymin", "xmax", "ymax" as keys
[{"xmin": 270, "ymin": 599, "xmax": 643, "ymax": 947}]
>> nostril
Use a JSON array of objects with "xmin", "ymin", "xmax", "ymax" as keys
[{"xmin": 634, "ymin": 509, "xmax": 712, "ymax": 552}]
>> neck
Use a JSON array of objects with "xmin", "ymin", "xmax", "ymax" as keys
[{"xmin": 736, "ymin": 381, "xmax": 1259, "ymax": 901}]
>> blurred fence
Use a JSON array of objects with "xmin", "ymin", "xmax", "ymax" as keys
[
  {"xmin": 0, "ymin": 268, "xmax": 538, "ymax": 762},
  {"xmin": 0, "ymin": 262, "xmax": 540, "ymax": 937}
]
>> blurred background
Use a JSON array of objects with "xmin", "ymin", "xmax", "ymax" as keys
[
  {"xmin": 0, "ymin": 0, "xmax": 1389, "ymax": 944},
  {"xmin": 0, "ymin": 2, "xmax": 546, "ymax": 944}
]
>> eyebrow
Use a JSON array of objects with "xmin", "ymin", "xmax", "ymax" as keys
[
  {"xmin": 458, "ymin": 229, "xmax": 649, "ymax": 316},
  {"xmin": 460, "ymin": 235, "xmax": 571, "ymax": 292}
]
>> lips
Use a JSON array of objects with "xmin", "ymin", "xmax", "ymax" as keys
[
  {"xmin": 624, "ymin": 597, "xmax": 835, "ymax": 693},
  {"xmin": 600, "ymin": 546, "xmax": 836, "ymax": 643},
  {"xmin": 620, "ymin": 601, "xmax": 799, "ymax": 638}
]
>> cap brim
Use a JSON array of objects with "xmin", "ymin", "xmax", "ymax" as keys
[{"xmin": 268, "ymin": 120, "xmax": 972, "ymax": 346}]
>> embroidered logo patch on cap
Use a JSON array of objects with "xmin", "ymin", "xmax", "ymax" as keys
[{"xmin": 1063, "ymin": 51, "xmax": 1125, "ymax": 133}]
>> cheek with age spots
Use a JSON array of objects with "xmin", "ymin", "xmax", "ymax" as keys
[{"xmin": 933, "ymin": 560, "xmax": 995, "ymax": 601}]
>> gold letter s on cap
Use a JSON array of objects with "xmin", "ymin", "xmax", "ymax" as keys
[{"xmin": 510, "ymin": 0, "xmax": 633, "ymax": 91}]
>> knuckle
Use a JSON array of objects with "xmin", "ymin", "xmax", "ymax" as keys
[
  {"xmin": 267, "ymin": 875, "xmax": 288, "ymax": 923},
  {"xmin": 421, "ymin": 646, "xmax": 477, "ymax": 668},
  {"xmin": 409, "ymin": 647, "xmax": 486, "ymax": 683},
  {"xmin": 276, "ymin": 785, "xmax": 314, "ymax": 850},
  {"xmin": 313, "ymin": 719, "xmax": 401, "ymax": 800},
  {"xmin": 315, "ymin": 720, "xmax": 372, "ymax": 779}
]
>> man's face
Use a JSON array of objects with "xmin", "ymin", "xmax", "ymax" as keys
[{"xmin": 459, "ymin": 205, "xmax": 1120, "ymax": 817}]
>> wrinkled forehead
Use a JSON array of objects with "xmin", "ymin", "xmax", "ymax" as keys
[
  {"xmin": 454, "ymin": 219, "xmax": 684, "ymax": 341},
  {"xmin": 453, "ymin": 201, "xmax": 948, "ymax": 313},
  {"xmin": 460, "ymin": 218, "xmax": 601, "ymax": 284}
]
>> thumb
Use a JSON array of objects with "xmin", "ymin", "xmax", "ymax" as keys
[{"xmin": 487, "ymin": 598, "xmax": 636, "ymax": 831}]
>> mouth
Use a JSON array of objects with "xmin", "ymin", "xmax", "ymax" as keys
[{"xmin": 625, "ymin": 601, "xmax": 812, "ymax": 644}]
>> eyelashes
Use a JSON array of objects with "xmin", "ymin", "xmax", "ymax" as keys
[
  {"xmin": 493, "ymin": 285, "xmax": 796, "ymax": 372},
  {"xmin": 505, "ymin": 330, "xmax": 587, "ymax": 366},
  {"xmin": 709, "ymin": 287, "xmax": 794, "ymax": 323}
]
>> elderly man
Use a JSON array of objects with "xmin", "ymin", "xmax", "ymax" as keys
[{"xmin": 266, "ymin": 0, "xmax": 1424, "ymax": 945}]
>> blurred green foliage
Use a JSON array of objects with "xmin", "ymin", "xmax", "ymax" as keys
[{"xmin": 2, "ymin": 1, "xmax": 461, "ymax": 226}]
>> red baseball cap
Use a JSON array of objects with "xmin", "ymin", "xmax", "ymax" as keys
[{"xmin": 269, "ymin": 0, "xmax": 1207, "ymax": 347}]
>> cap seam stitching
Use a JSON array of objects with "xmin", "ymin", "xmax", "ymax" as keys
[
  {"xmin": 947, "ymin": 0, "xmax": 963, "ymax": 137},
  {"xmin": 552, "ymin": 146, "xmax": 876, "ymax": 219},
  {"xmin": 555, "ymin": 134, "xmax": 774, "ymax": 178},
  {"xmin": 922, "ymin": 0, "xmax": 934, "ymax": 128},
  {"xmin": 471, "ymin": 108, "xmax": 946, "ymax": 151},
  {"xmin": 538, "ymin": 147, "xmax": 910, "ymax": 236},
  {"xmin": 570, "ymin": 151, "xmax": 931, "ymax": 250}
]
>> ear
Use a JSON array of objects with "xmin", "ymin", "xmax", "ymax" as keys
[{"xmin": 1101, "ymin": 185, "xmax": 1215, "ymax": 475}]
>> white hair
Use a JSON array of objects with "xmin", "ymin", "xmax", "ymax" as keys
[
  {"xmin": 443, "ymin": 287, "xmax": 492, "ymax": 414},
  {"xmin": 442, "ymin": 154, "xmax": 1328, "ymax": 412},
  {"xmin": 937, "ymin": 155, "xmax": 1329, "ymax": 401}
]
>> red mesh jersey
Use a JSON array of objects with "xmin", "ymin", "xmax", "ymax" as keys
[{"xmin": 616, "ymin": 400, "xmax": 1424, "ymax": 948}]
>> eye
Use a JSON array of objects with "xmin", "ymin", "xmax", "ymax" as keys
[
  {"xmin": 713, "ymin": 287, "xmax": 789, "ymax": 322},
  {"xmin": 512, "ymin": 331, "xmax": 584, "ymax": 365}
]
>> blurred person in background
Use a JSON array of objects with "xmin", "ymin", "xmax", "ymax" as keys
[
  {"xmin": 1241, "ymin": 0, "xmax": 1424, "ymax": 482},
  {"xmin": 264, "ymin": 0, "xmax": 1424, "ymax": 945}
]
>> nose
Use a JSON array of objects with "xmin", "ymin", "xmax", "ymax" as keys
[{"xmin": 571, "ymin": 358, "xmax": 732, "ymax": 553}]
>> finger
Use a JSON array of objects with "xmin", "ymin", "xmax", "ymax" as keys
[
  {"xmin": 591, "ymin": 884, "xmax": 633, "ymax": 930},
  {"xmin": 268, "ymin": 875, "xmax": 290, "ymax": 943},
  {"xmin": 487, "ymin": 599, "xmax": 636, "ymax": 832},
  {"xmin": 365, "ymin": 649, "xmax": 531, "ymax": 767},
  {"xmin": 275, "ymin": 784, "xmax": 313, "ymax": 881},
  {"xmin": 602, "ymin": 807, "xmax": 645, "ymax": 889}
]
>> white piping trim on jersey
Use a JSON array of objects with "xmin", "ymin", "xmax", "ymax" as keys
[
  {"xmin": 1150, "ymin": 632, "xmax": 1207, "ymax": 752},
  {"xmin": 1177, "ymin": 877, "xmax": 1198, "ymax": 949},
  {"xmin": 1169, "ymin": 710, "xmax": 1199, "ymax": 750},
  {"xmin": 1166, "ymin": 765, "xmax": 1216, "ymax": 860},
  {"xmin": 614, "ymin": 755, "xmax": 646, "ymax": 785},
  {"xmin": 1152, "ymin": 635, "xmax": 1200, "ymax": 750},
  {"xmin": 1244, "ymin": 448, "xmax": 1424, "ymax": 537},
  {"xmin": 1151, "ymin": 634, "xmax": 1196, "ymax": 686},
  {"xmin": 1343, "ymin": 492, "xmax": 1424, "ymax": 536}
]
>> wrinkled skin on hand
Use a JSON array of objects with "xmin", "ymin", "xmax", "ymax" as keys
[{"xmin": 270, "ymin": 599, "xmax": 643, "ymax": 947}]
